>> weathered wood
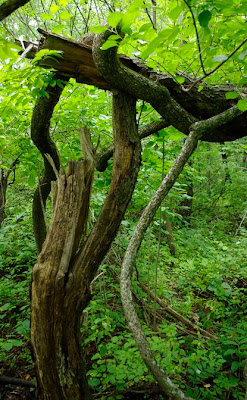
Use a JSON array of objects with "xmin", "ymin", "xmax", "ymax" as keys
[
  {"xmin": 31, "ymin": 91, "xmax": 142, "ymax": 400},
  {"xmin": 37, "ymin": 28, "xmax": 144, "ymax": 90},
  {"xmin": 21, "ymin": 28, "xmax": 247, "ymax": 142},
  {"xmin": 31, "ymin": 156, "xmax": 95, "ymax": 400}
]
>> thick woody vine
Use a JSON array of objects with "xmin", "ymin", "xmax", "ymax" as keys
[{"xmin": 92, "ymin": 28, "xmax": 245, "ymax": 400}]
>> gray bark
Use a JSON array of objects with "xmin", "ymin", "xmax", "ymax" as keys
[{"xmin": 120, "ymin": 105, "xmax": 242, "ymax": 400}]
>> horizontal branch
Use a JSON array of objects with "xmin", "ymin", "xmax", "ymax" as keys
[
  {"xmin": 0, "ymin": 375, "xmax": 36, "ymax": 388},
  {"xmin": 19, "ymin": 29, "xmax": 247, "ymax": 142}
]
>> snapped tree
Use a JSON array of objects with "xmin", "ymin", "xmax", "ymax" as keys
[
  {"xmin": 2, "ymin": 2, "xmax": 247, "ymax": 397},
  {"xmin": 26, "ymin": 26, "xmax": 247, "ymax": 400}
]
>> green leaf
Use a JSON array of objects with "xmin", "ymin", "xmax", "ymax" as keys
[
  {"xmin": 50, "ymin": 4, "xmax": 59, "ymax": 13},
  {"xmin": 231, "ymin": 361, "xmax": 240, "ymax": 372},
  {"xmin": 121, "ymin": 11, "xmax": 139, "ymax": 33},
  {"xmin": 169, "ymin": 5, "xmax": 184, "ymax": 22},
  {"xmin": 174, "ymin": 76, "xmax": 185, "ymax": 84},
  {"xmin": 101, "ymin": 40, "xmax": 119, "ymax": 50},
  {"xmin": 213, "ymin": 54, "xmax": 228, "ymax": 62},
  {"xmin": 224, "ymin": 348, "xmax": 236, "ymax": 356},
  {"xmin": 225, "ymin": 91, "xmax": 239, "ymax": 99},
  {"xmin": 198, "ymin": 10, "xmax": 212, "ymax": 28},
  {"xmin": 107, "ymin": 11, "xmax": 122, "ymax": 28},
  {"xmin": 0, "ymin": 40, "xmax": 21, "ymax": 61},
  {"xmin": 139, "ymin": 23, "xmax": 152, "ymax": 32},
  {"xmin": 91, "ymin": 25, "xmax": 108, "ymax": 33},
  {"xmin": 41, "ymin": 13, "xmax": 53, "ymax": 21},
  {"xmin": 108, "ymin": 34, "xmax": 121, "ymax": 41},
  {"xmin": 141, "ymin": 28, "xmax": 178, "ymax": 60},
  {"xmin": 52, "ymin": 24, "xmax": 64, "ymax": 34},
  {"xmin": 237, "ymin": 99, "xmax": 247, "ymax": 112},
  {"xmin": 59, "ymin": 11, "xmax": 72, "ymax": 20}
]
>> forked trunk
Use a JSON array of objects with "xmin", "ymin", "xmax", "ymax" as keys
[
  {"xmin": 31, "ymin": 93, "xmax": 141, "ymax": 399},
  {"xmin": 31, "ymin": 157, "xmax": 94, "ymax": 400}
]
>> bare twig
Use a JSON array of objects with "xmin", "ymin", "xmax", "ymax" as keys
[
  {"xmin": 139, "ymin": 282, "xmax": 218, "ymax": 340},
  {"xmin": 183, "ymin": 0, "xmax": 206, "ymax": 75},
  {"xmin": 183, "ymin": 37, "xmax": 247, "ymax": 92}
]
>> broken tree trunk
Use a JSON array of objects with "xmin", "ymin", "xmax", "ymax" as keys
[
  {"xmin": 31, "ymin": 92, "xmax": 141, "ymax": 399},
  {"xmin": 20, "ymin": 28, "xmax": 247, "ymax": 142}
]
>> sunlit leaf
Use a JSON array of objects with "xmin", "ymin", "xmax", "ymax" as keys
[
  {"xmin": 174, "ymin": 76, "xmax": 185, "ymax": 84},
  {"xmin": 52, "ymin": 24, "xmax": 64, "ymax": 34},
  {"xmin": 237, "ymin": 99, "xmax": 247, "ymax": 112},
  {"xmin": 107, "ymin": 11, "xmax": 122, "ymax": 28},
  {"xmin": 41, "ymin": 13, "xmax": 53, "ymax": 21},
  {"xmin": 91, "ymin": 25, "xmax": 108, "ymax": 33},
  {"xmin": 50, "ymin": 4, "xmax": 59, "ymax": 13},
  {"xmin": 101, "ymin": 40, "xmax": 119, "ymax": 50},
  {"xmin": 59, "ymin": 11, "xmax": 72, "ymax": 20}
]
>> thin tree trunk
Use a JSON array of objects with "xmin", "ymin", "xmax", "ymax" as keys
[
  {"xmin": 0, "ymin": 169, "xmax": 7, "ymax": 227},
  {"xmin": 0, "ymin": 157, "xmax": 19, "ymax": 227},
  {"xmin": 164, "ymin": 214, "xmax": 176, "ymax": 256}
]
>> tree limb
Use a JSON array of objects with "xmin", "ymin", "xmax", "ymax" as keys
[
  {"xmin": 92, "ymin": 30, "xmax": 196, "ymax": 135},
  {"xmin": 0, "ymin": 0, "xmax": 29, "ymax": 21},
  {"xmin": 31, "ymin": 75, "xmax": 69, "ymax": 253},
  {"xmin": 20, "ymin": 29, "xmax": 247, "ymax": 142},
  {"xmin": 0, "ymin": 375, "xmax": 36, "ymax": 388}
]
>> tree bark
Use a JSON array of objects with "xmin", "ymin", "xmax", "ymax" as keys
[
  {"xmin": 27, "ymin": 28, "xmax": 247, "ymax": 143},
  {"xmin": 31, "ymin": 92, "xmax": 141, "ymax": 399},
  {"xmin": 0, "ymin": 157, "xmax": 19, "ymax": 227},
  {"xmin": 0, "ymin": 168, "xmax": 7, "ymax": 227},
  {"xmin": 120, "ymin": 105, "xmax": 243, "ymax": 400},
  {"xmin": 0, "ymin": 0, "xmax": 29, "ymax": 21},
  {"xmin": 164, "ymin": 214, "xmax": 176, "ymax": 256},
  {"xmin": 31, "ymin": 77, "xmax": 68, "ymax": 253}
]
